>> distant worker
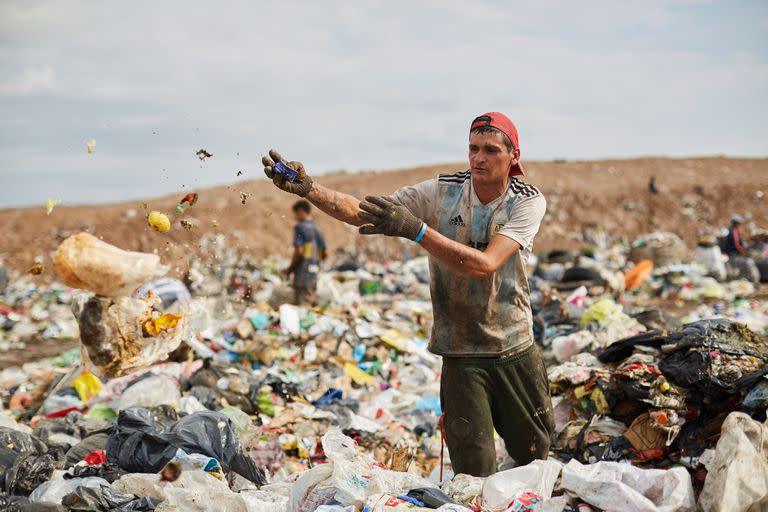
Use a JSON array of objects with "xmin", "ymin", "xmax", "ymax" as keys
[
  {"xmin": 263, "ymin": 112, "xmax": 553, "ymax": 476},
  {"xmin": 723, "ymin": 214, "xmax": 759, "ymax": 283},
  {"xmin": 285, "ymin": 200, "xmax": 326, "ymax": 305},
  {"xmin": 648, "ymin": 176, "xmax": 659, "ymax": 194},
  {"xmin": 724, "ymin": 215, "xmax": 748, "ymax": 256}
]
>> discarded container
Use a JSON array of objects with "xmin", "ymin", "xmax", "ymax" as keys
[{"xmin": 54, "ymin": 233, "xmax": 169, "ymax": 298}]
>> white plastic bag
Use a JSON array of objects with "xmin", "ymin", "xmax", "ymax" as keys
[
  {"xmin": 481, "ymin": 459, "xmax": 561, "ymax": 511},
  {"xmin": 30, "ymin": 476, "xmax": 109, "ymax": 504},
  {"xmin": 118, "ymin": 374, "xmax": 180, "ymax": 410},
  {"xmin": 698, "ymin": 412, "xmax": 768, "ymax": 512},
  {"xmin": 54, "ymin": 232, "xmax": 168, "ymax": 298},
  {"xmin": 441, "ymin": 473, "xmax": 485, "ymax": 507},
  {"xmin": 560, "ymin": 460, "xmax": 695, "ymax": 512},
  {"xmin": 72, "ymin": 292, "xmax": 186, "ymax": 378}
]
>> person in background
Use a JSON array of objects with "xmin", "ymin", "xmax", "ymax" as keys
[
  {"xmin": 648, "ymin": 176, "xmax": 659, "ymax": 194},
  {"xmin": 723, "ymin": 214, "xmax": 760, "ymax": 283},
  {"xmin": 724, "ymin": 215, "xmax": 748, "ymax": 256},
  {"xmin": 286, "ymin": 200, "xmax": 326, "ymax": 305}
]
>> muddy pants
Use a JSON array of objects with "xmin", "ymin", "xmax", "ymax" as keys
[{"xmin": 440, "ymin": 344, "xmax": 554, "ymax": 476}]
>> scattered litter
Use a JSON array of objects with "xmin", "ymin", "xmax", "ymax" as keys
[
  {"xmin": 44, "ymin": 199, "xmax": 61, "ymax": 215},
  {"xmin": 147, "ymin": 211, "xmax": 171, "ymax": 233},
  {"xmin": 196, "ymin": 149, "xmax": 212, "ymax": 160}
]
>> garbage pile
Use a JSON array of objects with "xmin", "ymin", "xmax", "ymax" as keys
[{"xmin": 0, "ymin": 232, "xmax": 766, "ymax": 511}]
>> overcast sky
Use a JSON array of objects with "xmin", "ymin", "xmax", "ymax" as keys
[{"xmin": 1, "ymin": 1, "xmax": 766, "ymax": 208}]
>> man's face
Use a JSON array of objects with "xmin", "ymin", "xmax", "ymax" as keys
[
  {"xmin": 468, "ymin": 131, "xmax": 518, "ymax": 186},
  {"xmin": 294, "ymin": 209, "xmax": 308, "ymax": 222}
]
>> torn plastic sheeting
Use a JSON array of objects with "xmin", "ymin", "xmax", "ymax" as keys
[
  {"xmin": 480, "ymin": 459, "xmax": 561, "ymax": 511},
  {"xmin": 29, "ymin": 476, "xmax": 109, "ymax": 505},
  {"xmin": 105, "ymin": 408, "xmax": 266, "ymax": 486},
  {"xmin": 61, "ymin": 483, "xmax": 159, "ymax": 511},
  {"xmin": 3, "ymin": 452, "xmax": 57, "ymax": 495},
  {"xmin": 560, "ymin": 459, "xmax": 695, "ymax": 512},
  {"xmin": 54, "ymin": 233, "xmax": 168, "ymax": 298},
  {"xmin": 71, "ymin": 293, "xmax": 186, "ymax": 378},
  {"xmin": 117, "ymin": 374, "xmax": 180, "ymax": 411},
  {"xmin": 697, "ymin": 412, "xmax": 768, "ymax": 512},
  {"xmin": 0, "ymin": 494, "xmax": 66, "ymax": 511}
]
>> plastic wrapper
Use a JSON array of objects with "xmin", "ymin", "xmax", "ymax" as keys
[
  {"xmin": 29, "ymin": 476, "xmax": 109, "ymax": 505},
  {"xmin": 61, "ymin": 483, "xmax": 159, "ymax": 511},
  {"xmin": 480, "ymin": 460, "xmax": 561, "ymax": 511},
  {"xmin": 54, "ymin": 233, "xmax": 168, "ymax": 298},
  {"xmin": 71, "ymin": 293, "xmax": 186, "ymax": 378},
  {"xmin": 118, "ymin": 374, "xmax": 181, "ymax": 411},
  {"xmin": 105, "ymin": 408, "xmax": 266, "ymax": 486},
  {"xmin": 441, "ymin": 473, "xmax": 485, "ymax": 507},
  {"xmin": 0, "ymin": 494, "xmax": 66, "ymax": 511},
  {"xmin": 4, "ymin": 453, "xmax": 57, "ymax": 495},
  {"xmin": 698, "ymin": 412, "xmax": 768, "ymax": 511},
  {"xmin": 560, "ymin": 460, "xmax": 695, "ymax": 512}
]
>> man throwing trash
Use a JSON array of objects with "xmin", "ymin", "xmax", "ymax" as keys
[{"xmin": 263, "ymin": 112, "xmax": 553, "ymax": 476}]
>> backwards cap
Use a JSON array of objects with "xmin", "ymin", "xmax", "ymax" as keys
[{"xmin": 470, "ymin": 112, "xmax": 524, "ymax": 176}]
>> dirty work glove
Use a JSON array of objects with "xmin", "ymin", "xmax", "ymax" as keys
[
  {"xmin": 358, "ymin": 195, "xmax": 425, "ymax": 240},
  {"xmin": 262, "ymin": 149, "xmax": 313, "ymax": 197}
]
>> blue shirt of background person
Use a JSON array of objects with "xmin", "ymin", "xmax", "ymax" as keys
[{"xmin": 286, "ymin": 199, "xmax": 326, "ymax": 290}]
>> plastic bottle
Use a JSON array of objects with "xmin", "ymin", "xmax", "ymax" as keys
[{"xmin": 304, "ymin": 340, "xmax": 318, "ymax": 362}]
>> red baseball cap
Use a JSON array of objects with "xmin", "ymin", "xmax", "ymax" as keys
[{"xmin": 470, "ymin": 112, "xmax": 524, "ymax": 176}]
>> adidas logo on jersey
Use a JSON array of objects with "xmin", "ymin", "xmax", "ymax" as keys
[{"xmin": 449, "ymin": 214, "xmax": 465, "ymax": 226}]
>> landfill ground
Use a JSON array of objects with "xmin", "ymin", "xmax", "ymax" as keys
[{"xmin": 0, "ymin": 156, "xmax": 767, "ymax": 511}]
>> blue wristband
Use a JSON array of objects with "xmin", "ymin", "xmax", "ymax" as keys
[{"xmin": 413, "ymin": 222, "xmax": 427, "ymax": 243}]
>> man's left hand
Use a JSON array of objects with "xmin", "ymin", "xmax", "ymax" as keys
[{"xmin": 357, "ymin": 196, "xmax": 424, "ymax": 240}]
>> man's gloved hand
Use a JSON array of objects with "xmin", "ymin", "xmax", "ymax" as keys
[
  {"xmin": 358, "ymin": 195, "xmax": 425, "ymax": 240},
  {"xmin": 262, "ymin": 149, "xmax": 313, "ymax": 197}
]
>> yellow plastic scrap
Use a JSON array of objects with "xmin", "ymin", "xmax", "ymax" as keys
[
  {"xmin": 590, "ymin": 387, "xmax": 610, "ymax": 415},
  {"xmin": 580, "ymin": 299, "xmax": 621, "ymax": 325},
  {"xmin": 380, "ymin": 329, "xmax": 408, "ymax": 352},
  {"xmin": 147, "ymin": 211, "xmax": 171, "ymax": 233},
  {"xmin": 87, "ymin": 139, "xmax": 96, "ymax": 154},
  {"xmin": 344, "ymin": 362, "xmax": 377, "ymax": 387},
  {"xmin": 71, "ymin": 370, "xmax": 102, "ymax": 405},
  {"xmin": 45, "ymin": 199, "xmax": 61, "ymax": 215},
  {"xmin": 142, "ymin": 313, "xmax": 182, "ymax": 337}
]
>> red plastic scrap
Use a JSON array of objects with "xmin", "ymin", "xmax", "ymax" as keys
[
  {"xmin": 85, "ymin": 449, "xmax": 107, "ymax": 466},
  {"xmin": 45, "ymin": 407, "xmax": 82, "ymax": 419}
]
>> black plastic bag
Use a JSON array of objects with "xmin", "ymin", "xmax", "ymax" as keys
[
  {"xmin": 3, "ymin": 453, "xmax": 56, "ymax": 495},
  {"xmin": 62, "ymin": 483, "xmax": 159, "ymax": 511},
  {"xmin": 64, "ymin": 433, "xmax": 109, "ymax": 467},
  {"xmin": 64, "ymin": 462, "xmax": 126, "ymax": 483},
  {"xmin": 33, "ymin": 412, "xmax": 110, "ymax": 447},
  {"xmin": 0, "ymin": 428, "xmax": 47, "ymax": 456},
  {"xmin": 406, "ymin": 487, "xmax": 460, "ymax": 508},
  {"xmin": 106, "ymin": 408, "xmax": 265, "ymax": 486}
]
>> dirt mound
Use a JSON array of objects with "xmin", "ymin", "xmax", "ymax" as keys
[{"xmin": 1, "ymin": 156, "xmax": 766, "ymax": 279}]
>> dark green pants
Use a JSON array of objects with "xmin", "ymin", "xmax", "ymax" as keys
[{"xmin": 440, "ymin": 344, "xmax": 554, "ymax": 476}]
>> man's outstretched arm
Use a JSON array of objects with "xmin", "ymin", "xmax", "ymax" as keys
[
  {"xmin": 262, "ymin": 149, "xmax": 365, "ymax": 226},
  {"xmin": 357, "ymin": 195, "xmax": 522, "ymax": 280},
  {"xmin": 306, "ymin": 183, "xmax": 366, "ymax": 226}
]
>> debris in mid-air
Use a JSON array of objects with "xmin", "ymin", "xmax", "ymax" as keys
[
  {"xmin": 45, "ymin": 199, "xmax": 61, "ymax": 215},
  {"xmin": 87, "ymin": 139, "xmax": 96, "ymax": 154},
  {"xmin": 28, "ymin": 262, "xmax": 45, "ymax": 275},
  {"xmin": 147, "ymin": 211, "xmax": 171, "ymax": 233},
  {"xmin": 196, "ymin": 149, "xmax": 212, "ymax": 161},
  {"xmin": 175, "ymin": 193, "xmax": 198, "ymax": 214},
  {"xmin": 237, "ymin": 170, "xmax": 243, "ymax": 176},
  {"xmin": 240, "ymin": 192, "xmax": 249, "ymax": 205},
  {"xmin": 180, "ymin": 220, "xmax": 193, "ymax": 230}
]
